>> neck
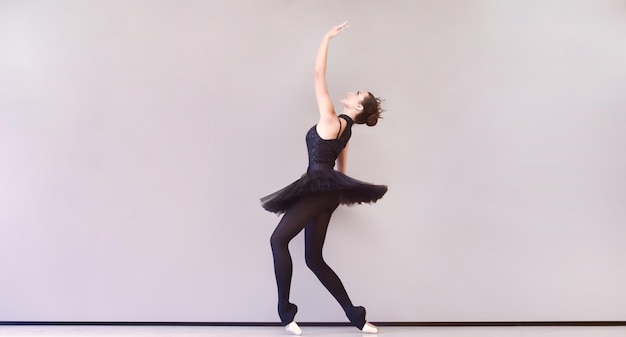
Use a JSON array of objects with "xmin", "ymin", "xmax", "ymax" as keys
[{"xmin": 342, "ymin": 108, "xmax": 359, "ymax": 121}]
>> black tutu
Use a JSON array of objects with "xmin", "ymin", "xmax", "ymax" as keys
[{"xmin": 261, "ymin": 163, "xmax": 388, "ymax": 214}]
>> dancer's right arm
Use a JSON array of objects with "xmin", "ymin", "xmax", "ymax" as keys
[{"xmin": 314, "ymin": 22, "xmax": 348, "ymax": 123}]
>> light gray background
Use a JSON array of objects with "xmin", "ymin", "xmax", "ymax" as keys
[{"xmin": 1, "ymin": 0, "xmax": 625, "ymax": 323}]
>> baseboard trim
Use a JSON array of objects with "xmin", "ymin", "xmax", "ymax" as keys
[{"xmin": 1, "ymin": 321, "xmax": 625, "ymax": 326}]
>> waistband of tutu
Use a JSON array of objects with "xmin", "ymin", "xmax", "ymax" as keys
[{"xmin": 308, "ymin": 162, "xmax": 334, "ymax": 172}]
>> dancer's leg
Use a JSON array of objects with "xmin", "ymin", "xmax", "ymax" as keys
[
  {"xmin": 304, "ymin": 205, "xmax": 354, "ymax": 309},
  {"xmin": 269, "ymin": 193, "xmax": 339, "ymax": 326},
  {"xmin": 304, "ymin": 200, "xmax": 373, "ymax": 331}
]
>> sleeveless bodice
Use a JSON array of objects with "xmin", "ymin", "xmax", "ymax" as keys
[
  {"xmin": 260, "ymin": 113, "xmax": 386, "ymax": 214},
  {"xmin": 305, "ymin": 114, "xmax": 353, "ymax": 167}
]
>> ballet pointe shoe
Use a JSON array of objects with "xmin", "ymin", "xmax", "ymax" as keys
[
  {"xmin": 361, "ymin": 322, "xmax": 378, "ymax": 334},
  {"xmin": 285, "ymin": 321, "xmax": 302, "ymax": 335},
  {"xmin": 279, "ymin": 303, "xmax": 301, "ymax": 335}
]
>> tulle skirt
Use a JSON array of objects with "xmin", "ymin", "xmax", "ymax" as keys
[{"xmin": 260, "ymin": 164, "xmax": 388, "ymax": 214}]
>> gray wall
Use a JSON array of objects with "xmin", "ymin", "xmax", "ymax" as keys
[{"xmin": 1, "ymin": 0, "xmax": 625, "ymax": 322}]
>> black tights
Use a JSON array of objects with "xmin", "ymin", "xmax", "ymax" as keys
[{"xmin": 269, "ymin": 192, "xmax": 366, "ymax": 329}]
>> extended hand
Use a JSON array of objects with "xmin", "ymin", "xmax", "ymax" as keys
[{"xmin": 325, "ymin": 21, "xmax": 348, "ymax": 39}]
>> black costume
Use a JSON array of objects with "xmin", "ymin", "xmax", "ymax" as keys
[{"xmin": 261, "ymin": 114, "xmax": 387, "ymax": 329}]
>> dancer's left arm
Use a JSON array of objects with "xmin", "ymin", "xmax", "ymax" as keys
[{"xmin": 336, "ymin": 142, "xmax": 349, "ymax": 173}]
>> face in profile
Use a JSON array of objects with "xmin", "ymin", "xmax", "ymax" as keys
[{"xmin": 340, "ymin": 90, "xmax": 366, "ymax": 111}]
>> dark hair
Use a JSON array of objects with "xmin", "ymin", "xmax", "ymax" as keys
[{"xmin": 354, "ymin": 92, "xmax": 384, "ymax": 126}]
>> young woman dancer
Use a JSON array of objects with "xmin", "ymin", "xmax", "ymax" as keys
[{"xmin": 261, "ymin": 21, "xmax": 387, "ymax": 335}]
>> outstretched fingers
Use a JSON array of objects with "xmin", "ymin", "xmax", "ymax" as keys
[{"xmin": 326, "ymin": 21, "xmax": 349, "ymax": 38}]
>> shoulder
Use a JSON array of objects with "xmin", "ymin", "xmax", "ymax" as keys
[
  {"xmin": 318, "ymin": 114, "xmax": 339, "ymax": 126},
  {"xmin": 316, "ymin": 114, "xmax": 343, "ymax": 140}
]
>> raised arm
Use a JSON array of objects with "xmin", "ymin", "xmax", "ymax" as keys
[{"xmin": 314, "ymin": 21, "xmax": 348, "ymax": 122}]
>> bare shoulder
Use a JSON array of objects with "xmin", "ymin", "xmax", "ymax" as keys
[{"xmin": 315, "ymin": 114, "xmax": 346, "ymax": 140}]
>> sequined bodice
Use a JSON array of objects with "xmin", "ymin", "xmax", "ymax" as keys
[{"xmin": 305, "ymin": 114, "xmax": 353, "ymax": 167}]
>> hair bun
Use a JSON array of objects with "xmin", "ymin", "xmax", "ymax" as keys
[{"xmin": 366, "ymin": 113, "xmax": 379, "ymax": 127}]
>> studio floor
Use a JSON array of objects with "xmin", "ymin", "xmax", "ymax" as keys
[{"xmin": 0, "ymin": 325, "xmax": 625, "ymax": 337}]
